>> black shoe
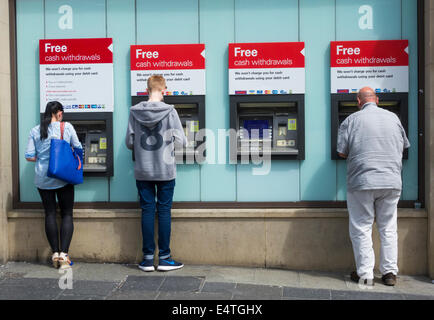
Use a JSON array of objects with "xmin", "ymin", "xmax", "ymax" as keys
[
  {"xmin": 350, "ymin": 271, "xmax": 374, "ymax": 286},
  {"xmin": 381, "ymin": 272, "xmax": 397, "ymax": 286},
  {"xmin": 138, "ymin": 259, "xmax": 155, "ymax": 272}
]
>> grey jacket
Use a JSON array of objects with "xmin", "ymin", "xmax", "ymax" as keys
[{"xmin": 125, "ymin": 101, "xmax": 187, "ymax": 181}]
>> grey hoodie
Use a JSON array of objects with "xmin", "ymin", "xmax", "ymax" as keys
[{"xmin": 125, "ymin": 101, "xmax": 187, "ymax": 181}]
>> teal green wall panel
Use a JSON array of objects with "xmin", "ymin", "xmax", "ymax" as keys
[
  {"xmin": 73, "ymin": 178, "xmax": 108, "ymax": 202},
  {"xmin": 401, "ymin": 0, "xmax": 418, "ymax": 200},
  {"xmin": 299, "ymin": 0, "xmax": 337, "ymax": 200},
  {"xmin": 173, "ymin": 165, "xmax": 200, "ymax": 201},
  {"xmin": 336, "ymin": 0, "xmax": 402, "ymax": 40},
  {"xmin": 172, "ymin": 165, "xmax": 201, "ymax": 201},
  {"xmin": 107, "ymin": 0, "xmax": 138, "ymax": 201},
  {"xmin": 15, "ymin": 0, "xmax": 420, "ymax": 203},
  {"xmin": 237, "ymin": 161, "xmax": 299, "ymax": 202},
  {"xmin": 336, "ymin": 161, "xmax": 347, "ymax": 200},
  {"xmin": 235, "ymin": 0, "xmax": 298, "ymax": 43},
  {"xmin": 17, "ymin": 0, "xmax": 44, "ymax": 202},
  {"xmin": 136, "ymin": 0, "xmax": 199, "ymax": 45},
  {"xmin": 45, "ymin": 0, "xmax": 106, "ymax": 38},
  {"xmin": 199, "ymin": 0, "xmax": 237, "ymax": 201}
]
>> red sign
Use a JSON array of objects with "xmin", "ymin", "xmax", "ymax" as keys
[
  {"xmin": 39, "ymin": 38, "xmax": 113, "ymax": 65},
  {"xmin": 131, "ymin": 44, "xmax": 205, "ymax": 71},
  {"xmin": 229, "ymin": 42, "xmax": 305, "ymax": 69},
  {"xmin": 330, "ymin": 40, "xmax": 408, "ymax": 68}
]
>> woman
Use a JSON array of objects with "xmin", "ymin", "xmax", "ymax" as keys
[{"xmin": 25, "ymin": 101, "xmax": 82, "ymax": 269}]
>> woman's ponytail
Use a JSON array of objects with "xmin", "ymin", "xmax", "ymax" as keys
[{"xmin": 40, "ymin": 101, "xmax": 64, "ymax": 140}]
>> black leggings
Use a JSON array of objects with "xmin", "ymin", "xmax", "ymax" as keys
[{"xmin": 37, "ymin": 184, "xmax": 74, "ymax": 253}]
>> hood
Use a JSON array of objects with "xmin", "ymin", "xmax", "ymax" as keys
[{"xmin": 130, "ymin": 101, "xmax": 174, "ymax": 128}]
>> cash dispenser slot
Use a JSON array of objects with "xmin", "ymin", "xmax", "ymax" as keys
[
  {"xmin": 230, "ymin": 95, "xmax": 305, "ymax": 161},
  {"xmin": 331, "ymin": 93, "xmax": 408, "ymax": 160}
]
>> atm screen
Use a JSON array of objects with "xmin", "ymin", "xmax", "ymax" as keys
[
  {"xmin": 243, "ymin": 120, "xmax": 270, "ymax": 139},
  {"xmin": 337, "ymin": 100, "xmax": 401, "ymax": 126},
  {"xmin": 339, "ymin": 101, "xmax": 400, "ymax": 116}
]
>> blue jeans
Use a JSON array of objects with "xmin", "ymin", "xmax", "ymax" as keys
[{"xmin": 136, "ymin": 179, "xmax": 175, "ymax": 260}]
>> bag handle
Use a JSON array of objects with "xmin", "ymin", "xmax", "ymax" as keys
[
  {"xmin": 61, "ymin": 122, "xmax": 81, "ymax": 171},
  {"xmin": 60, "ymin": 122, "xmax": 65, "ymax": 140},
  {"xmin": 76, "ymin": 154, "xmax": 82, "ymax": 170}
]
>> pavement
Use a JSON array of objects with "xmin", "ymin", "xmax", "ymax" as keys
[{"xmin": 0, "ymin": 261, "xmax": 433, "ymax": 300}]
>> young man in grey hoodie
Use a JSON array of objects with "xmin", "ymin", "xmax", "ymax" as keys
[{"xmin": 125, "ymin": 75, "xmax": 187, "ymax": 272}]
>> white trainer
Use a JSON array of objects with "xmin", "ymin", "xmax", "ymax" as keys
[
  {"xmin": 58, "ymin": 252, "xmax": 73, "ymax": 269},
  {"xmin": 51, "ymin": 252, "xmax": 60, "ymax": 269}
]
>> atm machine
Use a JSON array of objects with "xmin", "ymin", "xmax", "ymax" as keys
[
  {"xmin": 229, "ymin": 94, "xmax": 305, "ymax": 161},
  {"xmin": 331, "ymin": 92, "xmax": 408, "ymax": 160},
  {"xmin": 39, "ymin": 37, "xmax": 115, "ymax": 177},
  {"xmin": 330, "ymin": 39, "xmax": 409, "ymax": 160},
  {"xmin": 131, "ymin": 95, "xmax": 205, "ymax": 162},
  {"xmin": 62, "ymin": 113, "xmax": 114, "ymax": 176}
]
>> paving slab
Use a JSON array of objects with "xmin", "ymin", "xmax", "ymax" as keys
[
  {"xmin": 0, "ymin": 271, "xmax": 26, "ymax": 280},
  {"xmin": 253, "ymin": 268, "xmax": 299, "ymax": 287},
  {"xmin": 205, "ymin": 266, "xmax": 256, "ymax": 283},
  {"xmin": 157, "ymin": 291, "xmax": 233, "ymax": 300},
  {"xmin": 299, "ymin": 271, "xmax": 348, "ymax": 290},
  {"xmin": 160, "ymin": 265, "xmax": 213, "ymax": 278},
  {"xmin": 401, "ymin": 294, "xmax": 434, "ymax": 300},
  {"xmin": 64, "ymin": 263, "xmax": 132, "ymax": 282},
  {"xmin": 201, "ymin": 281, "xmax": 237, "ymax": 295},
  {"xmin": 1, "ymin": 277, "xmax": 60, "ymax": 288},
  {"xmin": 0, "ymin": 287, "xmax": 62, "ymax": 300},
  {"xmin": 393, "ymin": 275, "xmax": 434, "ymax": 296},
  {"xmin": 0, "ymin": 278, "xmax": 63, "ymax": 300},
  {"xmin": 283, "ymin": 287, "xmax": 331, "ymax": 300},
  {"xmin": 3, "ymin": 262, "xmax": 58, "ymax": 279},
  {"xmin": 232, "ymin": 283, "xmax": 283, "ymax": 300},
  {"xmin": 57, "ymin": 294, "xmax": 106, "ymax": 300},
  {"xmin": 158, "ymin": 276, "xmax": 204, "ymax": 292},
  {"xmin": 106, "ymin": 290, "xmax": 159, "ymax": 300},
  {"xmin": 60, "ymin": 280, "xmax": 119, "ymax": 297},
  {"xmin": 331, "ymin": 290, "xmax": 405, "ymax": 300},
  {"xmin": 119, "ymin": 275, "xmax": 165, "ymax": 291}
]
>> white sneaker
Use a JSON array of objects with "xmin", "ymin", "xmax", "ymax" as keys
[
  {"xmin": 58, "ymin": 252, "xmax": 73, "ymax": 269},
  {"xmin": 51, "ymin": 252, "xmax": 60, "ymax": 269}
]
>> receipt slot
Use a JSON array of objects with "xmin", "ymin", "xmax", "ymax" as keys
[
  {"xmin": 230, "ymin": 95, "xmax": 305, "ymax": 161},
  {"xmin": 62, "ymin": 113, "xmax": 114, "ymax": 176},
  {"xmin": 131, "ymin": 95, "xmax": 206, "ymax": 162},
  {"xmin": 331, "ymin": 93, "xmax": 408, "ymax": 160}
]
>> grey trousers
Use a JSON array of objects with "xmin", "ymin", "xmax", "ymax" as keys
[{"xmin": 347, "ymin": 189, "xmax": 401, "ymax": 279}]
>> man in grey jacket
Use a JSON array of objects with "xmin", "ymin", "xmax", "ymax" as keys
[
  {"xmin": 126, "ymin": 75, "xmax": 186, "ymax": 272},
  {"xmin": 337, "ymin": 87, "xmax": 410, "ymax": 286}
]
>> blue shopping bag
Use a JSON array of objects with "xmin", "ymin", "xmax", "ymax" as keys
[{"xmin": 47, "ymin": 122, "xmax": 83, "ymax": 185}]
